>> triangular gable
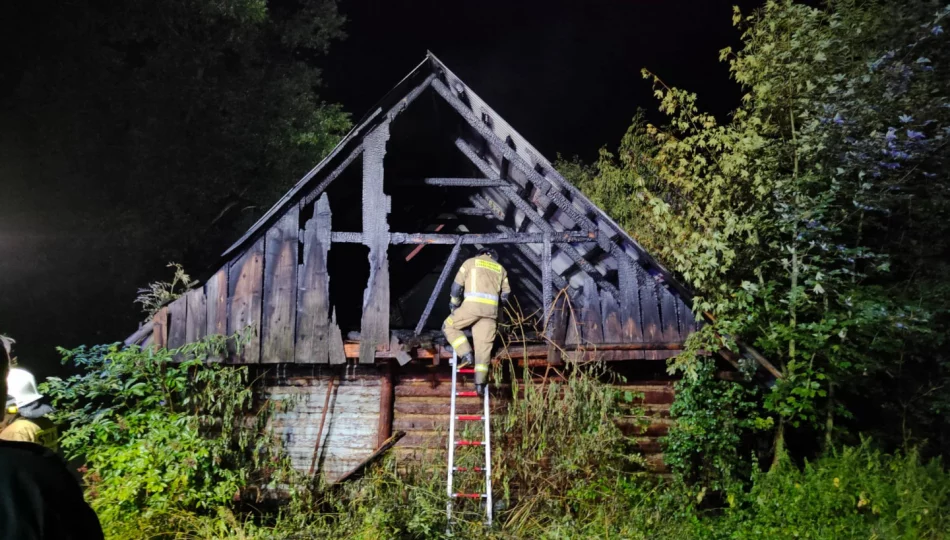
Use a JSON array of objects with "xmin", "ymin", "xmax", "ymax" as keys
[{"xmin": 130, "ymin": 53, "xmax": 699, "ymax": 364}]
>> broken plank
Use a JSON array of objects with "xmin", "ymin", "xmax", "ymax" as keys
[
  {"xmin": 546, "ymin": 293, "xmax": 569, "ymax": 365},
  {"xmin": 618, "ymin": 259, "xmax": 644, "ymax": 343},
  {"xmin": 152, "ymin": 306, "xmax": 168, "ymax": 350},
  {"xmin": 580, "ymin": 275, "xmax": 604, "ymax": 344},
  {"xmin": 166, "ymin": 296, "xmax": 188, "ymax": 350},
  {"xmin": 660, "ymin": 287, "xmax": 681, "ymax": 342},
  {"xmin": 205, "ymin": 268, "xmax": 228, "ymax": 362},
  {"xmin": 228, "ymin": 238, "xmax": 264, "ymax": 363},
  {"xmin": 296, "ymin": 194, "xmax": 333, "ymax": 364},
  {"xmin": 261, "ymin": 208, "xmax": 299, "ymax": 364},
  {"xmin": 359, "ymin": 123, "xmax": 391, "ymax": 364},
  {"xmin": 329, "ymin": 307, "xmax": 346, "ymax": 365},
  {"xmin": 185, "ymin": 288, "xmax": 207, "ymax": 345}
]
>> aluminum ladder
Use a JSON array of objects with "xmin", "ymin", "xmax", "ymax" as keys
[{"xmin": 446, "ymin": 349, "xmax": 493, "ymax": 528}]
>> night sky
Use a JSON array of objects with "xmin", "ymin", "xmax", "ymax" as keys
[{"xmin": 1, "ymin": 0, "xmax": 762, "ymax": 379}]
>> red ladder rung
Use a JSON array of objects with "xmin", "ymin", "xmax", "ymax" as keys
[
  {"xmin": 456, "ymin": 415, "xmax": 484, "ymax": 421},
  {"xmin": 456, "ymin": 391, "xmax": 478, "ymax": 397},
  {"xmin": 456, "ymin": 440, "xmax": 484, "ymax": 446},
  {"xmin": 457, "ymin": 368, "xmax": 475, "ymax": 374},
  {"xmin": 454, "ymin": 466, "xmax": 485, "ymax": 472},
  {"xmin": 453, "ymin": 493, "xmax": 485, "ymax": 499}
]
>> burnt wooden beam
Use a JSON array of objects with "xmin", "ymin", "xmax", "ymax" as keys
[
  {"xmin": 329, "ymin": 231, "xmax": 596, "ymax": 245},
  {"xmin": 455, "ymin": 138, "xmax": 621, "ymax": 298},
  {"xmin": 433, "ymin": 79, "xmax": 601, "ymax": 234},
  {"xmin": 359, "ymin": 123, "xmax": 392, "ymax": 364},
  {"xmin": 296, "ymin": 193, "xmax": 333, "ymax": 364},
  {"xmin": 424, "ymin": 178, "xmax": 507, "ymax": 187},
  {"xmin": 302, "ymin": 73, "xmax": 436, "ymax": 208},
  {"xmin": 542, "ymin": 233, "xmax": 553, "ymax": 332},
  {"xmin": 339, "ymin": 341, "xmax": 682, "ymax": 361},
  {"xmin": 225, "ymin": 73, "xmax": 436, "ymax": 259},
  {"xmin": 454, "ymin": 207, "xmax": 493, "ymax": 216},
  {"xmin": 471, "ymin": 194, "xmax": 574, "ymax": 295},
  {"xmin": 414, "ymin": 238, "xmax": 463, "ymax": 335},
  {"xmin": 301, "ymin": 143, "xmax": 364, "ymax": 207}
]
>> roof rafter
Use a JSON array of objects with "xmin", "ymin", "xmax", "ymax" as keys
[{"xmin": 455, "ymin": 138, "xmax": 621, "ymax": 298}]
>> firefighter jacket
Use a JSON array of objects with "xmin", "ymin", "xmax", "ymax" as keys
[
  {"xmin": 450, "ymin": 254, "xmax": 511, "ymax": 318},
  {"xmin": 0, "ymin": 416, "xmax": 59, "ymax": 451}
]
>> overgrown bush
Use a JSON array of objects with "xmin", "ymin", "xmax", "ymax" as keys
[
  {"xmin": 719, "ymin": 443, "xmax": 950, "ymax": 539},
  {"xmin": 665, "ymin": 358, "xmax": 772, "ymax": 495},
  {"xmin": 493, "ymin": 361, "xmax": 647, "ymax": 533},
  {"xmin": 42, "ymin": 338, "xmax": 307, "ymax": 538}
]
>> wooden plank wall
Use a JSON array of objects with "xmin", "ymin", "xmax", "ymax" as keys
[
  {"xmin": 391, "ymin": 371, "xmax": 673, "ymax": 472},
  {"xmin": 262, "ymin": 365, "xmax": 381, "ymax": 483}
]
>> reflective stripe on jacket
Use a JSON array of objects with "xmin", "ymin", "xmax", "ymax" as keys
[{"xmin": 453, "ymin": 255, "xmax": 510, "ymax": 307}]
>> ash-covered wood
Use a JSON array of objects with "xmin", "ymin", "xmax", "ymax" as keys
[
  {"xmin": 296, "ymin": 194, "xmax": 333, "ymax": 364},
  {"xmin": 359, "ymin": 123, "xmax": 391, "ymax": 364}
]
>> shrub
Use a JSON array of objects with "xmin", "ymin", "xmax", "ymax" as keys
[
  {"xmin": 42, "ymin": 338, "xmax": 303, "ymax": 538},
  {"xmin": 719, "ymin": 442, "xmax": 950, "ymax": 539}
]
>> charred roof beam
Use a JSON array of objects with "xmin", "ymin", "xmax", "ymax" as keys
[
  {"xmin": 455, "ymin": 138, "xmax": 620, "ymax": 298},
  {"xmin": 330, "ymin": 231, "xmax": 596, "ymax": 245},
  {"xmin": 424, "ymin": 178, "xmax": 508, "ymax": 187}
]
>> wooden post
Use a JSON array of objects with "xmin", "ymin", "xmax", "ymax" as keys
[
  {"xmin": 359, "ymin": 123, "xmax": 392, "ymax": 364},
  {"xmin": 377, "ymin": 360, "xmax": 394, "ymax": 448},
  {"xmin": 542, "ymin": 233, "xmax": 553, "ymax": 337}
]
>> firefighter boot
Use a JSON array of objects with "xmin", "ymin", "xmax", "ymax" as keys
[
  {"xmin": 456, "ymin": 351, "xmax": 474, "ymax": 370},
  {"xmin": 475, "ymin": 383, "xmax": 487, "ymax": 397}
]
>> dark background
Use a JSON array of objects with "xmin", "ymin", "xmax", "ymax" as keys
[{"xmin": 1, "ymin": 0, "xmax": 762, "ymax": 380}]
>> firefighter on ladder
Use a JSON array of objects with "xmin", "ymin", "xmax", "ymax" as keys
[{"xmin": 442, "ymin": 248, "xmax": 510, "ymax": 397}]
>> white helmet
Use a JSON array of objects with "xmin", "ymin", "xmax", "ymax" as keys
[{"xmin": 7, "ymin": 368, "xmax": 43, "ymax": 408}]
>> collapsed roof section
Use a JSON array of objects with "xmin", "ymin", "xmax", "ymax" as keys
[{"xmin": 128, "ymin": 53, "xmax": 700, "ymax": 365}]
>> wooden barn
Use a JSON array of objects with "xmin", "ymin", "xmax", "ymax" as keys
[{"xmin": 125, "ymin": 53, "xmax": 712, "ymax": 481}]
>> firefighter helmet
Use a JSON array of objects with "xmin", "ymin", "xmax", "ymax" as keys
[
  {"xmin": 7, "ymin": 368, "xmax": 43, "ymax": 408},
  {"xmin": 477, "ymin": 248, "xmax": 499, "ymax": 261}
]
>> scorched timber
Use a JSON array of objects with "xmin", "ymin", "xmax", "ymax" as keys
[{"xmin": 329, "ymin": 231, "xmax": 596, "ymax": 245}]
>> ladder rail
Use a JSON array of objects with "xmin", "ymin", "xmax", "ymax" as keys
[
  {"xmin": 446, "ymin": 350, "xmax": 458, "ymax": 524},
  {"xmin": 483, "ymin": 383, "xmax": 493, "ymax": 527}
]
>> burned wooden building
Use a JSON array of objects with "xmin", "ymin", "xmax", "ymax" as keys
[{"xmin": 126, "ymin": 54, "xmax": 700, "ymax": 480}]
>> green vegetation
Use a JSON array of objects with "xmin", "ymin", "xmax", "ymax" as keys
[
  {"xmin": 563, "ymin": 0, "xmax": 950, "ymax": 482},
  {"xmin": 44, "ymin": 341, "xmax": 950, "ymax": 538}
]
